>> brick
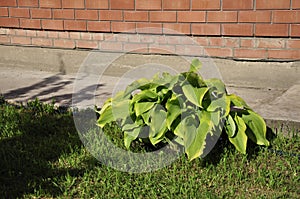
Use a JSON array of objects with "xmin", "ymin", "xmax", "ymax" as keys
[
  {"xmin": 175, "ymin": 45, "xmax": 204, "ymax": 56},
  {"xmin": 0, "ymin": 0, "xmax": 17, "ymax": 6},
  {"xmin": 26, "ymin": 29, "xmax": 36, "ymax": 36},
  {"xmin": 256, "ymin": 0, "xmax": 290, "ymax": 9},
  {"xmin": 239, "ymin": 11, "xmax": 271, "ymax": 23},
  {"xmin": 124, "ymin": 11, "xmax": 148, "ymax": 22},
  {"xmin": 64, "ymin": 20, "xmax": 86, "ymax": 31},
  {"xmin": 20, "ymin": 19, "xmax": 40, "ymax": 29},
  {"xmin": 194, "ymin": 37, "xmax": 209, "ymax": 46},
  {"xmin": 15, "ymin": 29, "xmax": 26, "ymax": 36},
  {"xmin": 87, "ymin": 21, "xmax": 110, "ymax": 32},
  {"xmin": 116, "ymin": 33, "xmax": 129, "ymax": 41},
  {"xmin": 139, "ymin": 34, "xmax": 154, "ymax": 43},
  {"xmin": 154, "ymin": 35, "xmax": 168, "ymax": 44},
  {"xmin": 32, "ymin": 37, "xmax": 52, "ymax": 47},
  {"xmin": 192, "ymin": 24, "xmax": 221, "ymax": 36},
  {"xmin": 163, "ymin": 0, "xmax": 190, "ymax": 10},
  {"xmin": 222, "ymin": 24, "xmax": 253, "ymax": 36},
  {"xmin": 223, "ymin": 0, "xmax": 253, "ymax": 10},
  {"xmin": 234, "ymin": 49, "xmax": 267, "ymax": 59},
  {"xmin": 86, "ymin": 0, "xmax": 109, "ymax": 9},
  {"xmin": 136, "ymin": 0, "xmax": 162, "ymax": 10},
  {"xmin": 103, "ymin": 33, "xmax": 115, "ymax": 41},
  {"xmin": 256, "ymin": 39, "xmax": 285, "ymax": 49},
  {"xmin": 273, "ymin": 11, "xmax": 300, "ymax": 23},
  {"xmin": 268, "ymin": 50, "xmax": 300, "ymax": 60},
  {"xmin": 127, "ymin": 34, "xmax": 140, "ymax": 42},
  {"xmin": 53, "ymin": 9, "xmax": 74, "ymax": 19},
  {"xmin": 18, "ymin": 0, "xmax": 38, "ymax": 7},
  {"xmin": 62, "ymin": 0, "xmax": 84, "ymax": 9},
  {"xmin": 224, "ymin": 38, "xmax": 240, "ymax": 48},
  {"xmin": 149, "ymin": 44, "xmax": 176, "ymax": 54},
  {"xmin": 75, "ymin": 10, "xmax": 98, "ymax": 20},
  {"xmin": 123, "ymin": 43, "xmax": 148, "ymax": 53},
  {"xmin": 204, "ymin": 47, "xmax": 233, "ymax": 58},
  {"xmin": 92, "ymin": 33, "xmax": 104, "ymax": 40},
  {"xmin": 179, "ymin": 36, "xmax": 197, "ymax": 45},
  {"xmin": 46, "ymin": 31, "xmax": 57, "ymax": 38},
  {"xmin": 291, "ymin": 24, "xmax": 300, "ymax": 37},
  {"xmin": 11, "ymin": 36, "xmax": 31, "ymax": 45},
  {"xmin": 112, "ymin": 22, "xmax": 136, "ymax": 33},
  {"xmin": 0, "ymin": 8, "xmax": 8, "ymax": 16},
  {"xmin": 0, "ymin": 28, "xmax": 7, "ymax": 34},
  {"xmin": 207, "ymin": 11, "xmax": 237, "ymax": 22},
  {"xmin": 0, "ymin": 35, "xmax": 10, "ymax": 43},
  {"xmin": 69, "ymin": 32, "xmax": 80, "ymax": 39},
  {"xmin": 165, "ymin": 35, "xmax": 181, "ymax": 45},
  {"xmin": 58, "ymin": 32, "xmax": 69, "ymax": 38},
  {"xmin": 40, "ymin": 0, "xmax": 61, "ymax": 8},
  {"xmin": 100, "ymin": 10, "xmax": 123, "ymax": 21},
  {"xmin": 100, "ymin": 41, "xmax": 122, "ymax": 51},
  {"xmin": 209, "ymin": 37, "xmax": 223, "ymax": 46},
  {"xmin": 150, "ymin": 11, "xmax": 176, "ymax": 22},
  {"xmin": 136, "ymin": 22, "xmax": 163, "ymax": 34},
  {"xmin": 177, "ymin": 11, "xmax": 205, "ymax": 22},
  {"xmin": 31, "ymin": 9, "xmax": 52, "ymax": 19},
  {"xmin": 42, "ymin": 20, "xmax": 63, "ymax": 30},
  {"xmin": 6, "ymin": 29, "xmax": 16, "ymax": 35},
  {"xmin": 240, "ymin": 39, "xmax": 255, "ymax": 48},
  {"xmin": 255, "ymin": 24, "xmax": 289, "ymax": 37},
  {"xmin": 9, "ymin": 8, "xmax": 30, "ymax": 18},
  {"xmin": 286, "ymin": 39, "xmax": 300, "ymax": 48},
  {"xmin": 36, "ymin": 30, "xmax": 48, "ymax": 37},
  {"xmin": 192, "ymin": 0, "xmax": 220, "ymax": 10},
  {"xmin": 76, "ymin": 40, "xmax": 99, "ymax": 49},
  {"xmin": 54, "ymin": 39, "xmax": 75, "ymax": 48},
  {"xmin": 110, "ymin": 0, "xmax": 134, "ymax": 10},
  {"xmin": 163, "ymin": 23, "xmax": 191, "ymax": 35},
  {"xmin": 293, "ymin": 0, "xmax": 300, "ymax": 9}
]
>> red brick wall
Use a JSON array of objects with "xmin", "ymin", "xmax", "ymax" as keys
[{"xmin": 0, "ymin": 0, "xmax": 300, "ymax": 60}]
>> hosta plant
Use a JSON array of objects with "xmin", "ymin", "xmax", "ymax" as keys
[{"xmin": 97, "ymin": 59, "xmax": 269, "ymax": 161}]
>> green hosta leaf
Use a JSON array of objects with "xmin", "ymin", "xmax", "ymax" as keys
[
  {"xmin": 141, "ymin": 109, "xmax": 152, "ymax": 125},
  {"xmin": 97, "ymin": 105, "xmax": 114, "ymax": 128},
  {"xmin": 182, "ymin": 83, "xmax": 209, "ymax": 107},
  {"xmin": 229, "ymin": 115, "xmax": 247, "ymax": 154},
  {"xmin": 111, "ymin": 99, "xmax": 130, "ymax": 119},
  {"xmin": 134, "ymin": 102, "xmax": 156, "ymax": 116},
  {"xmin": 228, "ymin": 94, "xmax": 251, "ymax": 110},
  {"xmin": 124, "ymin": 78, "xmax": 150, "ymax": 96},
  {"xmin": 173, "ymin": 136, "xmax": 184, "ymax": 145},
  {"xmin": 210, "ymin": 111, "xmax": 220, "ymax": 127},
  {"xmin": 132, "ymin": 89, "xmax": 158, "ymax": 102},
  {"xmin": 166, "ymin": 95, "xmax": 182, "ymax": 129},
  {"xmin": 205, "ymin": 78, "xmax": 227, "ymax": 94},
  {"xmin": 122, "ymin": 122, "xmax": 139, "ymax": 131},
  {"xmin": 207, "ymin": 94, "xmax": 231, "ymax": 117},
  {"xmin": 189, "ymin": 59, "xmax": 202, "ymax": 73},
  {"xmin": 124, "ymin": 127, "xmax": 141, "ymax": 149},
  {"xmin": 149, "ymin": 105, "xmax": 168, "ymax": 145},
  {"xmin": 225, "ymin": 114, "xmax": 236, "ymax": 138},
  {"xmin": 186, "ymin": 111, "xmax": 214, "ymax": 161},
  {"xmin": 182, "ymin": 71, "xmax": 206, "ymax": 88},
  {"xmin": 242, "ymin": 110, "xmax": 269, "ymax": 146}
]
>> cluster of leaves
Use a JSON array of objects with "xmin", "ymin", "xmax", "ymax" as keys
[{"xmin": 97, "ymin": 59, "xmax": 269, "ymax": 160}]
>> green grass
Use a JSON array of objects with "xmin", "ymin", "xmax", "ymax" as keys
[{"xmin": 0, "ymin": 99, "xmax": 299, "ymax": 198}]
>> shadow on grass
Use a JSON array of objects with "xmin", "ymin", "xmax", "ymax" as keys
[{"xmin": 0, "ymin": 104, "xmax": 98, "ymax": 198}]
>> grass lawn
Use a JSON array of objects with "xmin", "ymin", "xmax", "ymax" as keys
[{"xmin": 0, "ymin": 99, "xmax": 299, "ymax": 198}]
